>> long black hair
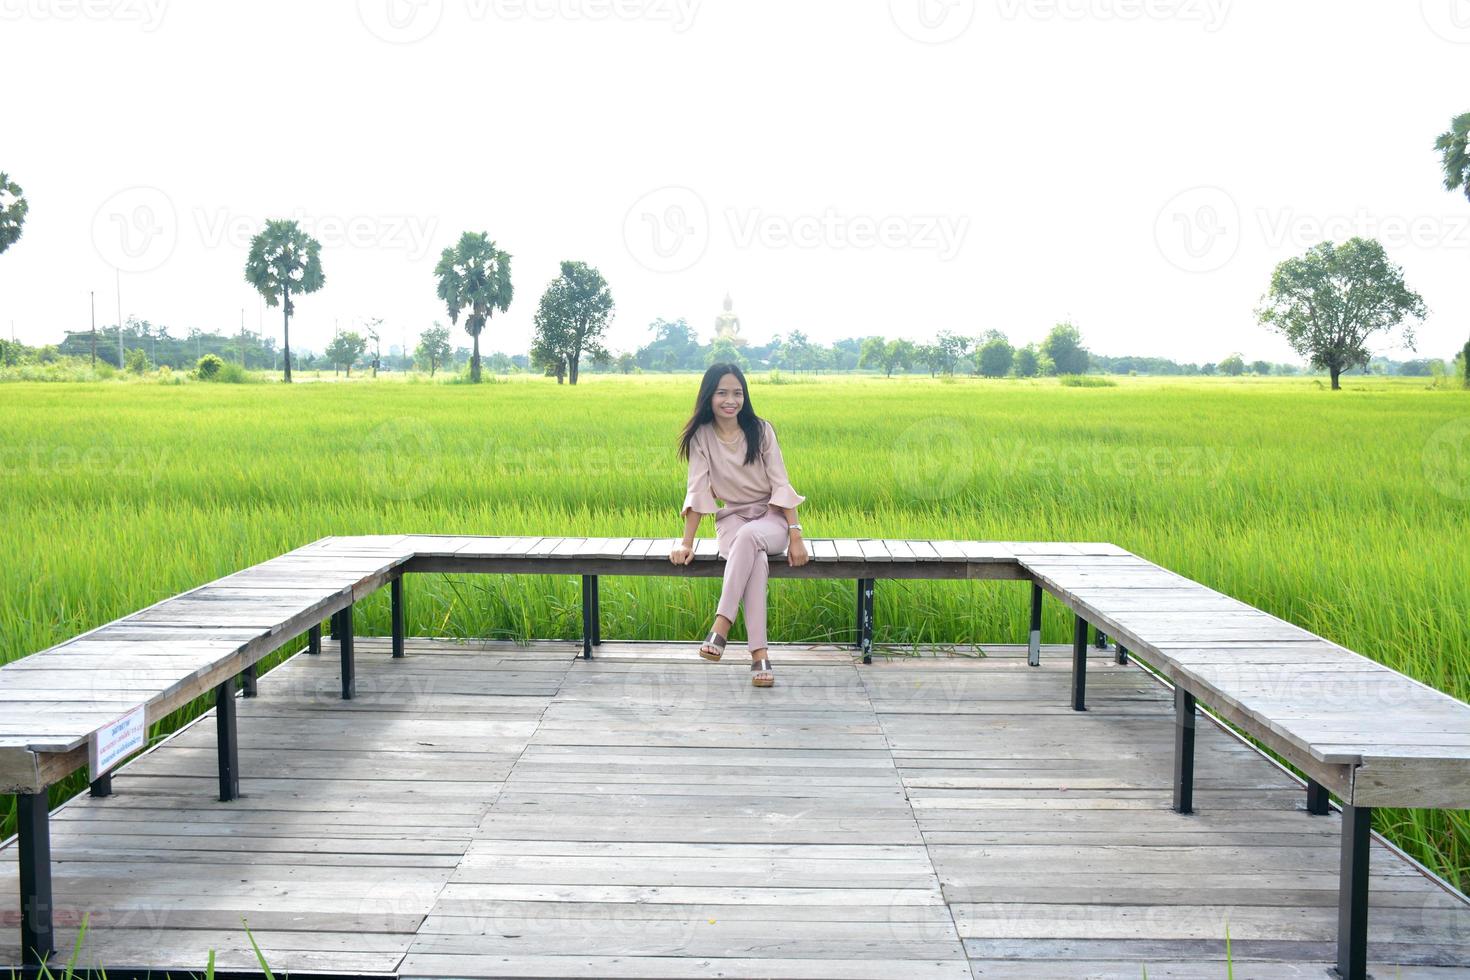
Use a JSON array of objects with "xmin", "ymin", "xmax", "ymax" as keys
[{"xmin": 678, "ymin": 362, "xmax": 764, "ymax": 466}]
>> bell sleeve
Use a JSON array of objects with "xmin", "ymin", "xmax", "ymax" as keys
[
  {"xmin": 760, "ymin": 420, "xmax": 806, "ymax": 510},
  {"xmin": 681, "ymin": 435, "xmax": 720, "ymax": 517}
]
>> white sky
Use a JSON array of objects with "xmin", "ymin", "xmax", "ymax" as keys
[{"xmin": 3, "ymin": 0, "xmax": 1469, "ymax": 363}]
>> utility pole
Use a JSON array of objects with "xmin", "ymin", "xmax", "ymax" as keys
[
  {"xmin": 90, "ymin": 291, "xmax": 97, "ymax": 368},
  {"xmin": 240, "ymin": 307, "xmax": 246, "ymax": 367}
]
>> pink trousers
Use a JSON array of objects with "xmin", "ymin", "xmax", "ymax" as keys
[{"xmin": 714, "ymin": 506, "xmax": 789, "ymax": 653}]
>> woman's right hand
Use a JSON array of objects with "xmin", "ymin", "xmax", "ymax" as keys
[{"xmin": 669, "ymin": 543, "xmax": 693, "ymax": 565}]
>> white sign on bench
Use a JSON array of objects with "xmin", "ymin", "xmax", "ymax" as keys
[{"xmin": 88, "ymin": 706, "xmax": 146, "ymax": 782}]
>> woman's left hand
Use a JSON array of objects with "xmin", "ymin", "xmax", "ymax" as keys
[{"xmin": 786, "ymin": 536, "xmax": 810, "ymax": 567}]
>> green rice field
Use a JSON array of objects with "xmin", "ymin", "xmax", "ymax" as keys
[{"xmin": 2, "ymin": 373, "xmax": 1468, "ymax": 890}]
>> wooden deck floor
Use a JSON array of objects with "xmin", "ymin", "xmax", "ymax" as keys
[{"xmin": 3, "ymin": 638, "xmax": 1468, "ymax": 978}]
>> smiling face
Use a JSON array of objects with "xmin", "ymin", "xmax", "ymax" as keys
[{"xmin": 711, "ymin": 373, "xmax": 744, "ymax": 421}]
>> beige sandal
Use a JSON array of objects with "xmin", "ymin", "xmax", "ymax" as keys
[
  {"xmin": 751, "ymin": 656, "xmax": 775, "ymax": 687},
  {"xmin": 699, "ymin": 630, "xmax": 727, "ymax": 662}
]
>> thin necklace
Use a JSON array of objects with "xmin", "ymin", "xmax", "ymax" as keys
[{"xmin": 714, "ymin": 424, "xmax": 742, "ymax": 445}]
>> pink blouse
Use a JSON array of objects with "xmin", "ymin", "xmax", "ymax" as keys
[{"xmin": 682, "ymin": 418, "xmax": 805, "ymax": 522}]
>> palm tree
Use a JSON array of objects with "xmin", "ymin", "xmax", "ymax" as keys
[
  {"xmin": 244, "ymin": 219, "xmax": 325, "ymax": 383},
  {"xmin": 434, "ymin": 231, "xmax": 513, "ymax": 383},
  {"xmin": 0, "ymin": 172, "xmax": 27, "ymax": 257},
  {"xmin": 1437, "ymin": 113, "xmax": 1470, "ymax": 202}
]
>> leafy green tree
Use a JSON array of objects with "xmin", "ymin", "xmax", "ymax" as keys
[
  {"xmin": 415, "ymin": 323, "xmax": 451, "ymax": 376},
  {"xmin": 1042, "ymin": 322, "xmax": 1089, "ymax": 375},
  {"xmin": 364, "ymin": 317, "xmax": 383, "ymax": 378},
  {"xmin": 1436, "ymin": 112, "xmax": 1470, "ymax": 203},
  {"xmin": 860, "ymin": 337, "xmax": 914, "ymax": 377},
  {"xmin": 976, "ymin": 330, "xmax": 1014, "ymax": 378},
  {"xmin": 0, "ymin": 172, "xmax": 26, "ymax": 257},
  {"xmin": 530, "ymin": 260, "xmax": 613, "ymax": 385},
  {"xmin": 125, "ymin": 346, "xmax": 149, "ymax": 374},
  {"xmin": 858, "ymin": 337, "xmax": 886, "ymax": 373},
  {"xmin": 935, "ymin": 330, "xmax": 971, "ymax": 376},
  {"xmin": 1014, "ymin": 344, "xmax": 1040, "ymax": 378},
  {"xmin": 915, "ymin": 343, "xmax": 944, "ymax": 377},
  {"xmin": 244, "ymin": 219, "xmax": 325, "ymax": 383},
  {"xmin": 196, "ymin": 353, "xmax": 224, "ymax": 379},
  {"xmin": 1463, "ymin": 339, "xmax": 1470, "ymax": 388},
  {"xmin": 1255, "ymin": 238, "xmax": 1426, "ymax": 390},
  {"xmin": 434, "ymin": 231, "xmax": 513, "ymax": 383},
  {"xmin": 325, "ymin": 330, "xmax": 367, "ymax": 376},
  {"xmin": 706, "ymin": 337, "xmax": 748, "ymax": 370},
  {"xmin": 1219, "ymin": 353, "xmax": 1245, "ymax": 376},
  {"xmin": 616, "ymin": 352, "xmax": 635, "ymax": 374},
  {"xmin": 1250, "ymin": 360, "xmax": 1271, "ymax": 376}
]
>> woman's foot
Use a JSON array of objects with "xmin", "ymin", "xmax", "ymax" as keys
[
  {"xmin": 699, "ymin": 629, "xmax": 727, "ymax": 662},
  {"xmin": 750, "ymin": 650, "xmax": 774, "ymax": 687}
]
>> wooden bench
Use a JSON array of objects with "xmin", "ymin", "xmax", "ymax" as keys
[{"xmin": 2, "ymin": 535, "xmax": 1466, "ymax": 980}]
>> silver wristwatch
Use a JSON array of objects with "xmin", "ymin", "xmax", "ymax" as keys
[{"xmin": 787, "ymin": 523, "xmax": 803, "ymax": 532}]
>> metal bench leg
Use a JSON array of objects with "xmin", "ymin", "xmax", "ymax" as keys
[
  {"xmin": 1028, "ymin": 582, "xmax": 1042, "ymax": 667},
  {"xmin": 1094, "ymin": 627, "xmax": 1108, "ymax": 649},
  {"xmin": 1336, "ymin": 805, "xmax": 1372, "ymax": 980},
  {"xmin": 90, "ymin": 774, "xmax": 113, "ymax": 798},
  {"xmin": 338, "ymin": 605, "xmax": 355, "ymax": 700},
  {"xmin": 1173, "ymin": 687, "xmax": 1196, "ymax": 814},
  {"xmin": 17, "ymin": 791, "xmax": 54, "ymax": 966},
  {"xmin": 581, "ymin": 575, "xmax": 595, "ymax": 659},
  {"xmin": 217, "ymin": 676, "xmax": 240, "ymax": 802},
  {"xmin": 1115, "ymin": 643, "xmax": 1129, "ymax": 665},
  {"xmin": 592, "ymin": 574, "xmax": 601, "ymax": 646},
  {"xmin": 391, "ymin": 576, "xmax": 405, "ymax": 659},
  {"xmin": 1071, "ymin": 614, "xmax": 1087, "ymax": 710},
  {"xmin": 860, "ymin": 578, "xmax": 874, "ymax": 664},
  {"xmin": 308, "ymin": 622, "xmax": 321, "ymax": 655},
  {"xmin": 1307, "ymin": 779, "xmax": 1331, "ymax": 815},
  {"xmin": 241, "ymin": 662, "xmax": 258, "ymax": 698},
  {"xmin": 329, "ymin": 612, "xmax": 339, "ymax": 641}
]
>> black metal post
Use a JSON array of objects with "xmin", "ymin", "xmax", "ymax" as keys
[
  {"xmin": 241, "ymin": 662, "xmax": 258, "ymax": 698},
  {"xmin": 1094, "ymin": 627, "xmax": 1107, "ymax": 649},
  {"xmin": 860, "ymin": 578, "xmax": 874, "ymax": 664},
  {"xmin": 329, "ymin": 613, "xmax": 339, "ymax": 642},
  {"xmin": 391, "ymin": 576, "xmax": 405, "ymax": 659},
  {"xmin": 592, "ymin": 574, "xmax": 601, "ymax": 647},
  {"xmin": 308, "ymin": 622, "xmax": 321, "ymax": 655},
  {"xmin": 338, "ymin": 605, "xmax": 355, "ymax": 700},
  {"xmin": 1116, "ymin": 643, "xmax": 1129, "ymax": 665},
  {"xmin": 17, "ymin": 791, "xmax": 54, "ymax": 966},
  {"xmin": 1336, "ymin": 805, "xmax": 1372, "ymax": 980},
  {"xmin": 1028, "ymin": 582, "xmax": 1042, "ymax": 667},
  {"xmin": 1071, "ymin": 613, "xmax": 1087, "ymax": 711},
  {"xmin": 581, "ymin": 575, "xmax": 594, "ymax": 659},
  {"xmin": 1307, "ymin": 779, "xmax": 1331, "ymax": 816},
  {"xmin": 89, "ymin": 774, "xmax": 113, "ymax": 798},
  {"xmin": 1173, "ymin": 686, "xmax": 1196, "ymax": 815},
  {"xmin": 216, "ymin": 677, "xmax": 239, "ymax": 802}
]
